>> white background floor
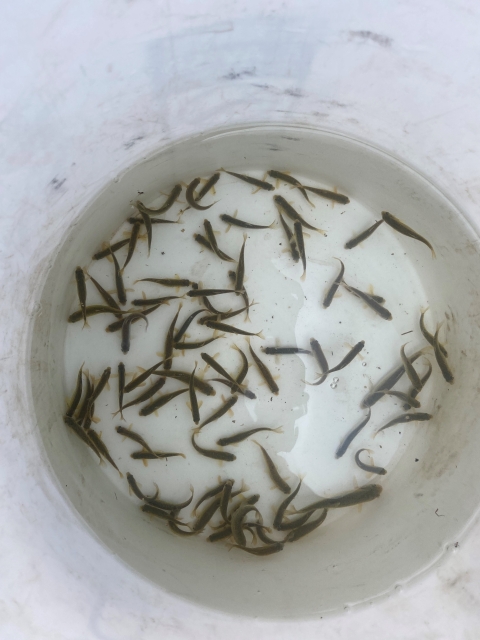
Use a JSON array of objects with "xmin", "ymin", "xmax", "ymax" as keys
[{"xmin": 2, "ymin": 1, "xmax": 480, "ymax": 638}]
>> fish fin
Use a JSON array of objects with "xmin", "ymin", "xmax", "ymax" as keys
[
  {"xmin": 300, "ymin": 271, "xmax": 306, "ymax": 281},
  {"xmin": 91, "ymin": 416, "xmax": 101, "ymax": 424},
  {"xmin": 273, "ymin": 427, "xmax": 283, "ymax": 434},
  {"xmin": 156, "ymin": 352, "xmax": 164, "ymax": 358},
  {"xmin": 142, "ymin": 459, "xmax": 148, "ymax": 468},
  {"xmin": 186, "ymin": 401, "xmax": 192, "ymax": 411},
  {"xmin": 198, "ymin": 400, "xmax": 203, "ymax": 409}
]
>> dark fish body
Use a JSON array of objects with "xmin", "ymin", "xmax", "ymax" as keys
[
  {"xmin": 198, "ymin": 394, "xmax": 238, "ymax": 430},
  {"xmin": 220, "ymin": 479, "xmax": 234, "ymax": 521},
  {"xmin": 235, "ymin": 235, "xmax": 247, "ymax": 292},
  {"xmin": 123, "ymin": 359, "xmax": 164, "ymax": 393},
  {"xmin": 194, "ymin": 233, "xmax": 214, "ymax": 252},
  {"xmin": 193, "ymin": 496, "xmax": 222, "ymax": 531},
  {"xmin": 400, "ymin": 344, "xmax": 423, "ymax": 391},
  {"xmin": 286, "ymin": 509, "xmax": 328, "ymax": 542},
  {"xmin": 210, "ymin": 378, "xmax": 256, "ymax": 400},
  {"xmin": 275, "ymin": 510, "xmax": 314, "ymax": 531},
  {"xmin": 147, "ymin": 488, "xmax": 194, "ymax": 512},
  {"xmin": 420, "ymin": 310, "xmax": 448, "ymax": 357},
  {"xmin": 203, "ymin": 219, "xmax": 235, "ymax": 262},
  {"xmin": 232, "ymin": 543, "xmax": 284, "ymax": 555},
  {"xmin": 343, "ymin": 283, "xmax": 392, "ymax": 321},
  {"xmin": 93, "ymin": 238, "xmax": 129, "ymax": 260},
  {"xmin": 223, "ymin": 169, "xmax": 274, "ymax": 191},
  {"xmin": 131, "ymin": 295, "xmax": 182, "ymax": 306},
  {"xmin": 381, "ymin": 390, "xmax": 421, "ymax": 408},
  {"xmin": 196, "ymin": 173, "xmax": 221, "ymax": 202},
  {"xmin": 141, "ymin": 504, "xmax": 186, "ymax": 526},
  {"xmin": 263, "ymin": 346, "xmax": 311, "ymax": 355},
  {"xmin": 327, "ymin": 341, "xmax": 365, "ymax": 374},
  {"xmin": 121, "ymin": 313, "xmax": 148, "ymax": 354},
  {"xmin": 136, "ymin": 184, "xmax": 182, "ymax": 215},
  {"xmin": 126, "ymin": 472, "xmax": 147, "ymax": 500},
  {"xmin": 138, "ymin": 278, "xmax": 192, "ymax": 288},
  {"xmin": 355, "ymin": 449, "xmax": 387, "ymax": 475},
  {"xmin": 208, "ymin": 526, "xmax": 232, "ymax": 542},
  {"xmin": 63, "ymin": 415, "xmax": 102, "ymax": 460},
  {"xmin": 298, "ymin": 484, "xmax": 382, "ymax": 513},
  {"xmin": 217, "ymin": 426, "xmax": 281, "ymax": 447},
  {"xmin": 249, "ymin": 344, "xmax": 279, "ymax": 394},
  {"xmin": 116, "ymin": 425, "xmax": 156, "ymax": 455},
  {"xmin": 121, "ymin": 376, "xmax": 167, "ymax": 410},
  {"xmin": 309, "ymin": 338, "xmax": 329, "ymax": 386},
  {"xmin": 245, "ymin": 523, "xmax": 278, "ymax": 545},
  {"xmin": 434, "ymin": 326, "xmax": 454, "ymax": 384},
  {"xmin": 174, "ymin": 336, "xmax": 224, "ymax": 350},
  {"xmin": 199, "ymin": 304, "xmax": 253, "ymax": 325},
  {"xmin": 89, "ymin": 367, "xmax": 111, "ymax": 406},
  {"xmin": 164, "ymin": 304, "xmax": 182, "ymax": 370},
  {"xmin": 304, "ymin": 185, "xmax": 350, "ymax": 204},
  {"xmin": 131, "ymin": 450, "xmax": 185, "ymax": 459},
  {"xmin": 323, "ymin": 259, "xmax": 345, "ymax": 309},
  {"xmin": 220, "ymin": 214, "xmax": 274, "ymax": 229},
  {"xmin": 139, "ymin": 388, "xmax": 188, "ymax": 416},
  {"xmin": 75, "ymin": 375, "xmax": 93, "ymax": 425},
  {"xmin": 274, "ymin": 195, "xmax": 323, "ymax": 232},
  {"xmin": 362, "ymin": 349, "xmax": 425, "ymax": 408},
  {"xmin": 377, "ymin": 412, "xmax": 432, "ymax": 433},
  {"xmin": 187, "ymin": 288, "xmax": 237, "ymax": 297},
  {"xmin": 89, "ymin": 275, "xmax": 122, "ymax": 316},
  {"xmin": 382, "ymin": 211, "xmax": 436, "ymax": 257},
  {"xmin": 109, "ymin": 249, "xmax": 127, "ymax": 305},
  {"xmin": 153, "ymin": 370, "xmax": 215, "ymax": 396},
  {"xmin": 255, "ymin": 441, "xmax": 291, "ymax": 494},
  {"xmin": 293, "ymin": 221, "xmax": 307, "ymax": 279},
  {"xmin": 128, "ymin": 216, "xmax": 177, "ymax": 225},
  {"xmin": 75, "ymin": 267, "xmax": 88, "ymax": 326},
  {"xmin": 200, "ymin": 352, "xmax": 238, "ymax": 387},
  {"xmin": 123, "ymin": 220, "xmax": 141, "ymax": 270},
  {"xmin": 186, "ymin": 178, "xmax": 215, "ymax": 210},
  {"xmin": 204, "ymin": 320, "xmax": 261, "ymax": 337},
  {"xmin": 268, "ymin": 170, "xmax": 311, "ymax": 203},
  {"xmin": 345, "ymin": 220, "xmax": 383, "ymax": 249},
  {"xmin": 68, "ymin": 305, "xmax": 129, "ymax": 323},
  {"xmin": 274, "ymin": 480, "xmax": 302, "ymax": 529},
  {"xmin": 86, "ymin": 429, "xmax": 121, "ymax": 474},
  {"xmin": 403, "ymin": 361, "xmax": 432, "ymax": 410},
  {"xmin": 175, "ymin": 309, "xmax": 207, "ymax": 342},
  {"xmin": 138, "ymin": 209, "xmax": 153, "ymax": 256},
  {"xmin": 232, "ymin": 344, "xmax": 249, "ymax": 385},
  {"xmin": 193, "ymin": 482, "xmax": 227, "ymax": 513},
  {"xmin": 278, "ymin": 213, "xmax": 300, "ymax": 262},
  {"xmin": 231, "ymin": 504, "xmax": 262, "ymax": 547},
  {"xmin": 66, "ymin": 364, "xmax": 84, "ymax": 417},
  {"xmin": 106, "ymin": 303, "xmax": 162, "ymax": 333},
  {"xmin": 189, "ymin": 365, "xmax": 200, "ymax": 425}
]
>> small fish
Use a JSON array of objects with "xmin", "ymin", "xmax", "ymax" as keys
[
  {"xmin": 304, "ymin": 185, "xmax": 349, "ymax": 204},
  {"xmin": 68, "ymin": 305, "xmax": 130, "ymax": 323},
  {"xmin": 380, "ymin": 390, "xmax": 421, "ymax": 408},
  {"xmin": 116, "ymin": 425, "xmax": 156, "ymax": 455},
  {"xmin": 192, "ymin": 496, "xmax": 222, "ymax": 532},
  {"xmin": 403, "ymin": 361, "xmax": 433, "ymax": 410},
  {"xmin": 231, "ymin": 542, "xmax": 284, "ymax": 555},
  {"xmin": 420, "ymin": 309, "xmax": 448, "ymax": 357},
  {"xmin": 382, "ymin": 211, "xmax": 436, "ymax": 257},
  {"xmin": 189, "ymin": 364, "xmax": 200, "ymax": 425},
  {"xmin": 210, "ymin": 378, "xmax": 256, "ymax": 400},
  {"xmin": 220, "ymin": 213, "xmax": 274, "ymax": 230},
  {"xmin": 400, "ymin": 344, "xmax": 423, "ymax": 392},
  {"xmin": 343, "ymin": 282, "xmax": 392, "ymax": 321},
  {"xmin": 208, "ymin": 526, "xmax": 232, "ymax": 542},
  {"xmin": 126, "ymin": 471, "xmax": 149, "ymax": 500},
  {"xmin": 198, "ymin": 304, "xmax": 254, "ymax": 325},
  {"xmin": 138, "ymin": 209, "xmax": 153, "ymax": 256},
  {"xmin": 327, "ymin": 341, "xmax": 365, "ymax": 374},
  {"xmin": 197, "ymin": 395, "xmax": 239, "ymax": 430},
  {"xmin": 376, "ymin": 412, "xmax": 432, "ymax": 434},
  {"xmin": 293, "ymin": 221, "xmax": 307, "ymax": 281},
  {"xmin": 204, "ymin": 320, "xmax": 263, "ymax": 337},
  {"xmin": 245, "ymin": 523, "xmax": 278, "ymax": 545},
  {"xmin": 194, "ymin": 233, "xmax": 215, "ymax": 252},
  {"xmin": 136, "ymin": 184, "xmax": 182, "ymax": 214},
  {"xmin": 278, "ymin": 213, "xmax": 300, "ymax": 262},
  {"xmin": 63, "ymin": 415, "xmax": 102, "ymax": 461},
  {"xmin": 222, "ymin": 169, "xmax": 274, "ymax": 191},
  {"xmin": 274, "ymin": 195, "xmax": 323, "ymax": 233},
  {"xmin": 137, "ymin": 277, "xmax": 192, "ymax": 288},
  {"xmin": 123, "ymin": 220, "xmax": 141, "ymax": 270},
  {"xmin": 109, "ymin": 248, "xmax": 127, "ymax": 305},
  {"xmin": 174, "ymin": 336, "xmax": 224, "ymax": 350},
  {"xmin": 169, "ymin": 521, "xmax": 198, "ymax": 536},
  {"xmin": 141, "ymin": 504, "xmax": 187, "ymax": 526},
  {"xmin": 298, "ymin": 484, "xmax": 383, "ymax": 513},
  {"xmin": 219, "ymin": 479, "xmax": 234, "ymax": 521},
  {"xmin": 124, "ymin": 359, "xmax": 164, "ymax": 393},
  {"xmin": 131, "ymin": 450, "xmax": 185, "ymax": 459},
  {"xmin": 248, "ymin": 344, "xmax": 279, "ymax": 394},
  {"xmin": 186, "ymin": 178, "xmax": 216, "ymax": 210},
  {"xmin": 164, "ymin": 304, "xmax": 183, "ymax": 370},
  {"xmin": 88, "ymin": 275, "xmax": 122, "ymax": 317},
  {"xmin": 121, "ymin": 376, "xmax": 167, "ymax": 410},
  {"xmin": 275, "ymin": 510, "xmax": 315, "ymax": 531},
  {"xmin": 175, "ymin": 309, "xmax": 207, "ymax": 342},
  {"xmin": 254, "ymin": 441, "xmax": 291, "ymax": 494},
  {"xmin": 152, "ymin": 370, "xmax": 216, "ymax": 396},
  {"xmin": 345, "ymin": 220, "xmax": 384, "ymax": 249},
  {"xmin": 131, "ymin": 295, "xmax": 182, "ymax": 306},
  {"xmin": 187, "ymin": 288, "xmax": 237, "ymax": 297},
  {"xmin": 89, "ymin": 366, "xmax": 111, "ymax": 406},
  {"xmin": 75, "ymin": 375, "xmax": 93, "ymax": 425},
  {"xmin": 75, "ymin": 267, "xmax": 88, "ymax": 326},
  {"xmin": 336, "ymin": 409, "xmax": 372, "ymax": 459},
  {"xmin": 323, "ymin": 259, "xmax": 345, "ymax": 308},
  {"xmin": 203, "ymin": 219, "xmax": 235, "ymax": 262},
  {"xmin": 106, "ymin": 303, "xmax": 162, "ymax": 333},
  {"xmin": 308, "ymin": 338, "xmax": 329, "ymax": 386},
  {"xmin": 235, "ymin": 234, "xmax": 247, "ymax": 293},
  {"xmin": 355, "ymin": 449, "xmax": 387, "ymax": 475},
  {"xmin": 193, "ymin": 481, "xmax": 228, "ymax": 514},
  {"xmin": 273, "ymin": 479, "xmax": 302, "ymax": 529},
  {"xmin": 231, "ymin": 343, "xmax": 249, "ymax": 385},
  {"xmin": 128, "ymin": 216, "xmax": 177, "ymax": 226},
  {"xmin": 192, "ymin": 433, "xmax": 237, "ymax": 462},
  {"xmin": 231, "ymin": 504, "xmax": 262, "ymax": 547},
  {"xmin": 267, "ymin": 170, "xmax": 311, "ymax": 203},
  {"xmin": 285, "ymin": 509, "xmax": 328, "ymax": 543},
  {"xmin": 201, "ymin": 295, "xmax": 225, "ymax": 315},
  {"xmin": 200, "ymin": 353, "xmax": 243, "ymax": 392},
  {"xmin": 121, "ymin": 313, "xmax": 148, "ymax": 354},
  {"xmin": 433, "ymin": 325, "xmax": 454, "ymax": 383},
  {"xmin": 217, "ymin": 426, "xmax": 282, "ymax": 447},
  {"xmin": 362, "ymin": 349, "xmax": 426, "ymax": 408},
  {"xmin": 147, "ymin": 487, "xmax": 194, "ymax": 511},
  {"xmin": 66, "ymin": 363, "xmax": 84, "ymax": 417},
  {"xmin": 139, "ymin": 388, "xmax": 188, "ymax": 416},
  {"xmin": 263, "ymin": 346, "xmax": 312, "ymax": 355},
  {"xmin": 196, "ymin": 173, "xmax": 221, "ymax": 202},
  {"xmin": 93, "ymin": 238, "xmax": 129, "ymax": 260},
  {"xmin": 86, "ymin": 429, "xmax": 122, "ymax": 475}
]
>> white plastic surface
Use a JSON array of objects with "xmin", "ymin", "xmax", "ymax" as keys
[{"xmin": 3, "ymin": 1, "xmax": 480, "ymax": 638}]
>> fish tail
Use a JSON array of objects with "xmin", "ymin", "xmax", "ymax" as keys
[
  {"xmin": 274, "ymin": 427, "xmax": 283, "ymax": 434},
  {"xmin": 431, "ymin": 247, "xmax": 437, "ymax": 259},
  {"xmin": 256, "ymin": 331, "xmax": 265, "ymax": 339},
  {"xmin": 300, "ymin": 271, "xmax": 306, "ymax": 282}
]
